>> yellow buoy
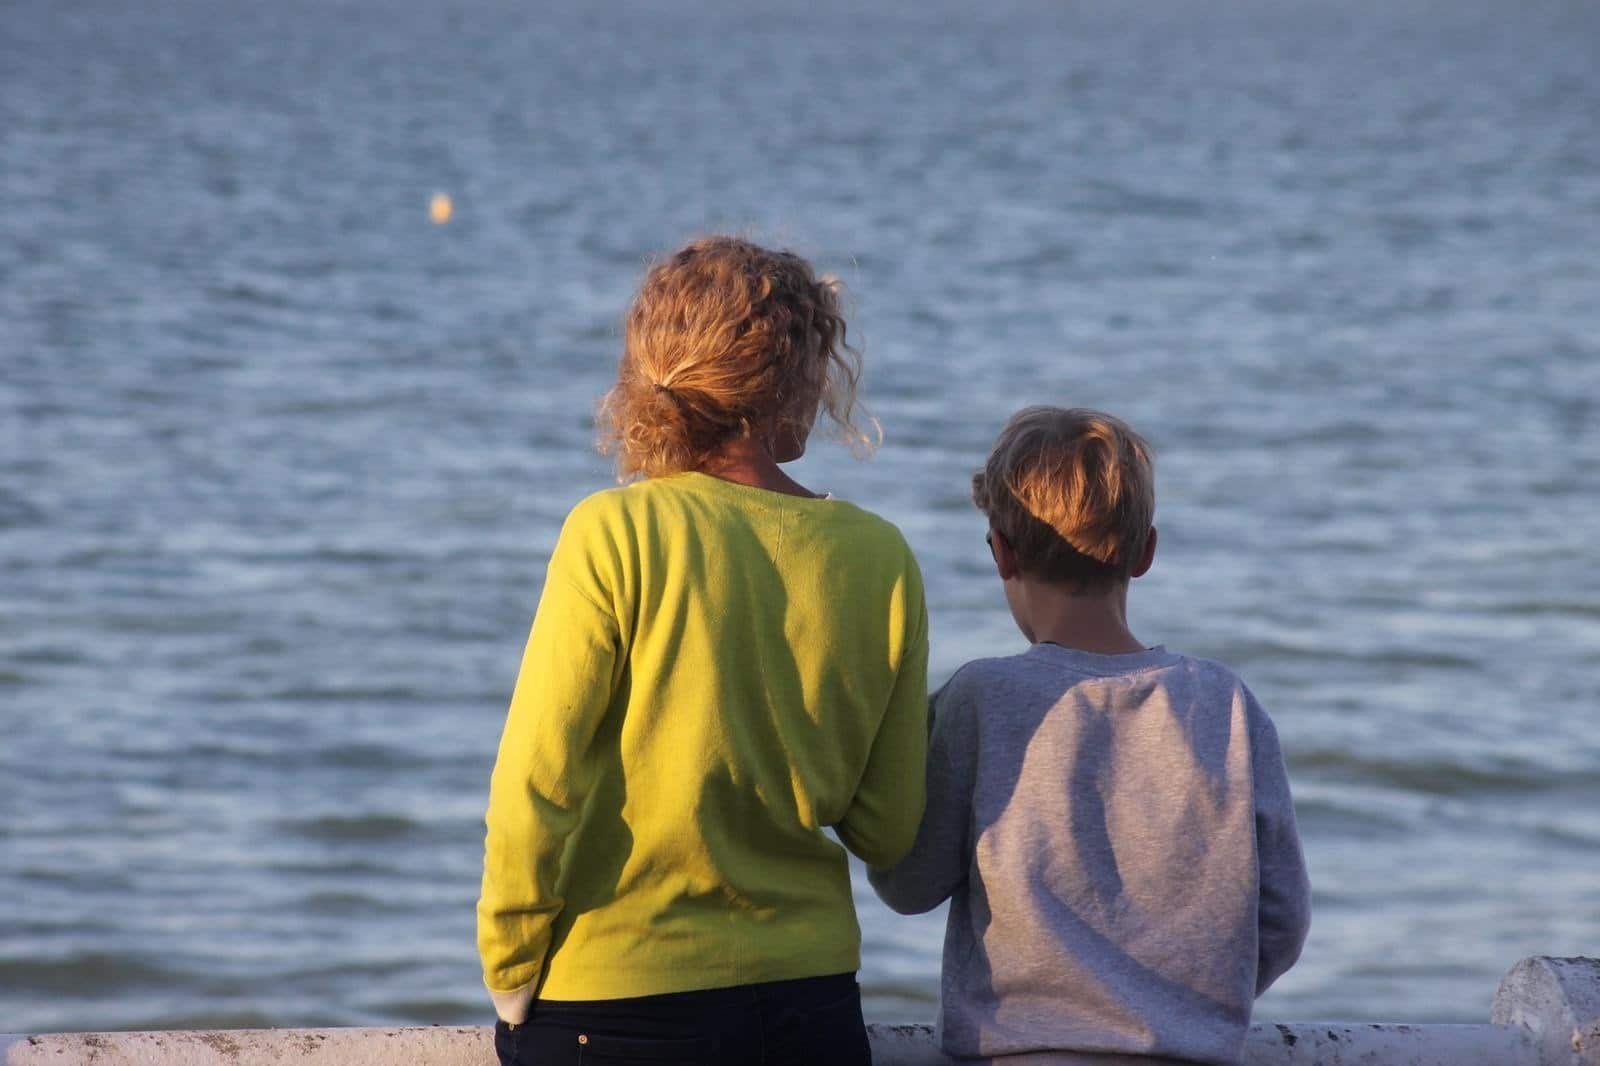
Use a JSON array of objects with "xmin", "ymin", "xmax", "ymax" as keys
[{"xmin": 430, "ymin": 193, "xmax": 454, "ymax": 225}]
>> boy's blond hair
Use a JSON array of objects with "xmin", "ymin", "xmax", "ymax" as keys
[
  {"xmin": 971, "ymin": 406, "xmax": 1155, "ymax": 592},
  {"xmin": 598, "ymin": 236, "xmax": 873, "ymax": 480}
]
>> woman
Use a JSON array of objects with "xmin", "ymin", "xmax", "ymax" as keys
[{"xmin": 478, "ymin": 236, "xmax": 928, "ymax": 1065}]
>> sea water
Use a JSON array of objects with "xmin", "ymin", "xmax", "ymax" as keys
[{"xmin": 3, "ymin": 0, "xmax": 1599, "ymax": 1033}]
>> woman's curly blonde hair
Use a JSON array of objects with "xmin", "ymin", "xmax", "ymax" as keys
[{"xmin": 598, "ymin": 236, "xmax": 875, "ymax": 480}]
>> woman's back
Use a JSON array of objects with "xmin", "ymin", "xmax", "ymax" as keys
[{"xmin": 479, "ymin": 472, "xmax": 927, "ymax": 1004}]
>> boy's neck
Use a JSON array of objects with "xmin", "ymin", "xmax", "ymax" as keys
[{"xmin": 1011, "ymin": 578, "xmax": 1146, "ymax": 656}]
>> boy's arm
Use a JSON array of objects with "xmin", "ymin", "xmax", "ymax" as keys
[
  {"xmin": 477, "ymin": 521, "xmax": 622, "ymax": 1024},
  {"xmin": 867, "ymin": 677, "xmax": 976, "ymax": 915},
  {"xmin": 1250, "ymin": 696, "xmax": 1312, "ymax": 995},
  {"xmin": 835, "ymin": 568, "xmax": 930, "ymax": 869}
]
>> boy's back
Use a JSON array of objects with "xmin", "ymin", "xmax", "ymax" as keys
[{"xmin": 871, "ymin": 642, "xmax": 1310, "ymax": 1065}]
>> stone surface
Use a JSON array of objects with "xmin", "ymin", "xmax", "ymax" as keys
[
  {"xmin": 1243, "ymin": 1022, "xmax": 1534, "ymax": 1065},
  {"xmin": 0, "ymin": 1022, "xmax": 1539, "ymax": 1065},
  {"xmin": 11, "ymin": 956, "xmax": 1599, "ymax": 1066},
  {"xmin": 1494, "ymin": 956, "xmax": 1600, "ymax": 1066},
  {"xmin": 0, "ymin": 1028, "xmax": 493, "ymax": 1066}
]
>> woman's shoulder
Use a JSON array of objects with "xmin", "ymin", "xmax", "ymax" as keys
[
  {"xmin": 561, "ymin": 477, "xmax": 918, "ymax": 569},
  {"xmin": 815, "ymin": 495, "xmax": 909, "ymax": 538},
  {"xmin": 557, "ymin": 484, "xmax": 633, "ymax": 532},
  {"xmin": 809, "ymin": 498, "xmax": 921, "ymax": 573}
]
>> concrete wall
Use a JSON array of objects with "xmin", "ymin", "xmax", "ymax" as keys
[{"xmin": 5, "ymin": 956, "xmax": 1598, "ymax": 1065}]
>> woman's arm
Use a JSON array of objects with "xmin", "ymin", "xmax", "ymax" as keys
[
  {"xmin": 834, "ymin": 560, "xmax": 930, "ymax": 870},
  {"xmin": 477, "ymin": 517, "xmax": 622, "ymax": 1023}
]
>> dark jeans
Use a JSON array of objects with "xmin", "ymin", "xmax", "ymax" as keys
[{"xmin": 493, "ymin": 972, "xmax": 871, "ymax": 1066}]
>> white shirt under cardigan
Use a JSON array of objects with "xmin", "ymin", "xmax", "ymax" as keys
[{"xmin": 870, "ymin": 644, "xmax": 1311, "ymax": 1066}]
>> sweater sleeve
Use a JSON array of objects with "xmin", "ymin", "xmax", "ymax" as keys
[
  {"xmin": 834, "ymin": 556, "xmax": 930, "ymax": 869},
  {"xmin": 867, "ymin": 676, "xmax": 976, "ymax": 914},
  {"xmin": 1249, "ymin": 693, "xmax": 1312, "ymax": 995},
  {"xmin": 477, "ymin": 512, "xmax": 622, "ymax": 1023}
]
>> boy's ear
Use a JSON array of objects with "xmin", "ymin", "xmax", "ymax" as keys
[
  {"xmin": 990, "ymin": 529, "xmax": 1022, "ymax": 581},
  {"xmin": 1130, "ymin": 527, "xmax": 1157, "ymax": 579}
]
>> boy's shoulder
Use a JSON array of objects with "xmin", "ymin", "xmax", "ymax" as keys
[
  {"xmin": 933, "ymin": 650, "xmax": 1039, "ymax": 715},
  {"xmin": 938, "ymin": 646, "xmax": 1267, "ymax": 712},
  {"xmin": 941, "ymin": 651, "xmax": 1030, "ymax": 691},
  {"xmin": 1137, "ymin": 648, "xmax": 1271, "ymax": 712},
  {"xmin": 1158, "ymin": 650, "xmax": 1281, "ymax": 738},
  {"xmin": 1162, "ymin": 649, "xmax": 1251, "ymax": 688}
]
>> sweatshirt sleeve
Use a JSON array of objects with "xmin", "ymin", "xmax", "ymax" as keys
[
  {"xmin": 477, "ymin": 510, "xmax": 622, "ymax": 1023},
  {"xmin": 1249, "ymin": 694, "xmax": 1312, "ymax": 995},
  {"xmin": 867, "ymin": 675, "xmax": 976, "ymax": 914},
  {"xmin": 834, "ymin": 554, "xmax": 930, "ymax": 869}
]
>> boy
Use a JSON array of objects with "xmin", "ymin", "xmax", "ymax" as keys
[{"xmin": 870, "ymin": 407, "xmax": 1310, "ymax": 1066}]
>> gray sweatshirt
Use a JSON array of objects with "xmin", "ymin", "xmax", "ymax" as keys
[{"xmin": 869, "ymin": 644, "xmax": 1311, "ymax": 1066}]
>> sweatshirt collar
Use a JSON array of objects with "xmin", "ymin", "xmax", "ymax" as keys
[{"xmin": 1027, "ymin": 641, "xmax": 1176, "ymax": 676}]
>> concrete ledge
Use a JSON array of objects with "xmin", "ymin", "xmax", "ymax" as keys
[
  {"xmin": 0, "ymin": 1022, "xmax": 1541, "ymax": 1066},
  {"xmin": 1494, "ymin": 956, "xmax": 1600, "ymax": 1066},
  {"xmin": 0, "ymin": 1028, "xmax": 490, "ymax": 1065},
  {"xmin": 5, "ymin": 955, "xmax": 1594, "ymax": 1065},
  {"xmin": 875, "ymin": 1022, "xmax": 1539, "ymax": 1064}
]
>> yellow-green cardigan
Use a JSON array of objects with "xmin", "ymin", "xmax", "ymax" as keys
[{"xmin": 478, "ymin": 473, "xmax": 928, "ymax": 1022}]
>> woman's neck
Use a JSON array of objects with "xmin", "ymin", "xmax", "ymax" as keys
[{"xmin": 696, "ymin": 437, "xmax": 819, "ymax": 499}]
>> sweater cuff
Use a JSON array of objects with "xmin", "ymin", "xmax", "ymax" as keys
[{"xmin": 488, "ymin": 982, "xmax": 536, "ymax": 1024}]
